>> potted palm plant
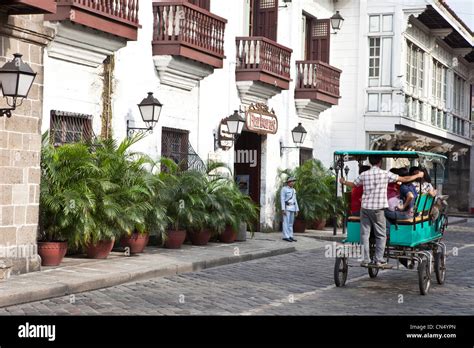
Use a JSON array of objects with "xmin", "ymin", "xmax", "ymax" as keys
[
  {"xmin": 276, "ymin": 160, "xmax": 331, "ymax": 233},
  {"xmin": 77, "ymin": 136, "xmax": 152, "ymax": 259},
  {"xmin": 39, "ymin": 135, "xmax": 98, "ymax": 266},
  {"xmin": 158, "ymin": 159, "xmax": 207, "ymax": 249}
]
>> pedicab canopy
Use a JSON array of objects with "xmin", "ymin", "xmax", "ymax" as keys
[{"xmin": 334, "ymin": 150, "xmax": 447, "ymax": 166}]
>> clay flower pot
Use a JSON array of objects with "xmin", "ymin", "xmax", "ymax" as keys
[
  {"xmin": 164, "ymin": 230, "xmax": 186, "ymax": 249},
  {"xmin": 86, "ymin": 239, "xmax": 115, "ymax": 259},
  {"xmin": 37, "ymin": 241, "xmax": 68, "ymax": 266},
  {"xmin": 120, "ymin": 232, "xmax": 150, "ymax": 254},
  {"xmin": 293, "ymin": 218, "xmax": 307, "ymax": 233},
  {"xmin": 313, "ymin": 219, "xmax": 327, "ymax": 230},
  {"xmin": 188, "ymin": 229, "xmax": 212, "ymax": 246},
  {"xmin": 219, "ymin": 226, "xmax": 237, "ymax": 243}
]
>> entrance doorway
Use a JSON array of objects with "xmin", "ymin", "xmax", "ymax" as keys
[{"xmin": 234, "ymin": 131, "xmax": 262, "ymax": 215}]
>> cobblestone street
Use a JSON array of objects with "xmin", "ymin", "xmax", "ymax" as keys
[{"xmin": 1, "ymin": 220, "xmax": 473, "ymax": 316}]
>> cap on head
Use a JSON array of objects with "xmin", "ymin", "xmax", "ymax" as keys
[{"xmin": 287, "ymin": 176, "xmax": 296, "ymax": 183}]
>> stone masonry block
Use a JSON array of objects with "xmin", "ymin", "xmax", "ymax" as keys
[
  {"xmin": 0, "ymin": 206, "xmax": 13, "ymax": 226},
  {"xmin": 8, "ymin": 132, "xmax": 23, "ymax": 150},
  {"xmin": 28, "ymin": 185, "xmax": 35, "ymax": 204},
  {"xmin": 0, "ymin": 149, "xmax": 10, "ymax": 166},
  {"xmin": 5, "ymin": 115, "xmax": 38, "ymax": 133},
  {"xmin": 0, "ymin": 185, "xmax": 13, "ymax": 205},
  {"xmin": 12, "ymin": 184, "xmax": 29, "ymax": 204},
  {"xmin": 25, "ymin": 205, "xmax": 39, "ymax": 225},
  {"xmin": 0, "ymin": 130, "xmax": 7, "ymax": 148},
  {"xmin": 13, "ymin": 206, "xmax": 26, "ymax": 226},
  {"xmin": 0, "ymin": 168, "xmax": 23, "ymax": 184},
  {"xmin": 17, "ymin": 224, "xmax": 37, "ymax": 245},
  {"xmin": 0, "ymin": 226, "xmax": 16, "ymax": 245},
  {"xmin": 27, "ymin": 168, "xmax": 40, "ymax": 184}
]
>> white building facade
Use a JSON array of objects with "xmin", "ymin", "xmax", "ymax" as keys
[
  {"xmin": 37, "ymin": 0, "xmax": 473, "ymax": 229},
  {"xmin": 330, "ymin": 0, "xmax": 474, "ymax": 212},
  {"xmin": 40, "ymin": 0, "xmax": 344, "ymax": 230}
]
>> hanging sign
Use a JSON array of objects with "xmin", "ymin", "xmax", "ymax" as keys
[{"xmin": 245, "ymin": 103, "xmax": 278, "ymax": 135}]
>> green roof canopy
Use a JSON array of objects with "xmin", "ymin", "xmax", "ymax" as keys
[{"xmin": 334, "ymin": 150, "xmax": 447, "ymax": 162}]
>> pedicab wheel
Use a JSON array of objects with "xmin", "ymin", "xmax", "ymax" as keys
[
  {"xmin": 418, "ymin": 258, "xmax": 431, "ymax": 295},
  {"xmin": 334, "ymin": 257, "xmax": 348, "ymax": 287},
  {"xmin": 434, "ymin": 249, "xmax": 446, "ymax": 285},
  {"xmin": 368, "ymin": 266, "xmax": 379, "ymax": 278}
]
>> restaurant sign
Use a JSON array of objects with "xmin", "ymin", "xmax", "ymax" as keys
[{"xmin": 245, "ymin": 103, "xmax": 278, "ymax": 135}]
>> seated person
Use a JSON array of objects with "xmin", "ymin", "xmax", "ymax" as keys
[
  {"xmin": 409, "ymin": 166, "xmax": 437, "ymax": 197},
  {"xmin": 385, "ymin": 167, "xmax": 418, "ymax": 229},
  {"xmin": 349, "ymin": 165, "xmax": 371, "ymax": 216},
  {"xmin": 387, "ymin": 168, "xmax": 401, "ymax": 212}
]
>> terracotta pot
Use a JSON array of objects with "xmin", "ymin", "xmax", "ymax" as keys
[
  {"xmin": 37, "ymin": 241, "xmax": 68, "ymax": 266},
  {"xmin": 86, "ymin": 239, "xmax": 115, "ymax": 259},
  {"xmin": 120, "ymin": 233, "xmax": 149, "ymax": 254},
  {"xmin": 188, "ymin": 229, "xmax": 212, "ymax": 246},
  {"xmin": 164, "ymin": 230, "xmax": 186, "ymax": 249},
  {"xmin": 293, "ymin": 218, "xmax": 307, "ymax": 233},
  {"xmin": 313, "ymin": 219, "xmax": 327, "ymax": 230},
  {"xmin": 219, "ymin": 226, "xmax": 237, "ymax": 243}
]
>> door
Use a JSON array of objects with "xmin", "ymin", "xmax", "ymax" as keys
[
  {"xmin": 234, "ymin": 131, "xmax": 261, "ymax": 207},
  {"xmin": 253, "ymin": 0, "xmax": 278, "ymax": 41},
  {"xmin": 187, "ymin": 0, "xmax": 210, "ymax": 11},
  {"xmin": 308, "ymin": 18, "xmax": 330, "ymax": 62}
]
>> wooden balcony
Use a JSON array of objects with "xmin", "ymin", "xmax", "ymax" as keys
[
  {"xmin": 152, "ymin": 1, "xmax": 227, "ymax": 69},
  {"xmin": 295, "ymin": 60, "xmax": 341, "ymax": 105},
  {"xmin": 294, "ymin": 61, "xmax": 341, "ymax": 119},
  {"xmin": 235, "ymin": 37, "xmax": 292, "ymax": 90},
  {"xmin": 1, "ymin": 0, "xmax": 56, "ymax": 14},
  {"xmin": 45, "ymin": 0, "xmax": 140, "ymax": 41}
]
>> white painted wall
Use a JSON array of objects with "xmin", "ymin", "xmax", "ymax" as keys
[{"xmin": 41, "ymin": 0, "xmax": 341, "ymax": 229}]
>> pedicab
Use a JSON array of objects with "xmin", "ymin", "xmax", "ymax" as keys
[{"xmin": 332, "ymin": 150, "xmax": 448, "ymax": 295}]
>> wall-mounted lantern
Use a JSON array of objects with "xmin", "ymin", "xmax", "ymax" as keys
[
  {"xmin": 330, "ymin": 11, "xmax": 344, "ymax": 33},
  {"xmin": 0, "ymin": 54, "xmax": 37, "ymax": 118},
  {"xmin": 126, "ymin": 92, "xmax": 163, "ymax": 138},
  {"xmin": 214, "ymin": 110, "xmax": 245, "ymax": 151},
  {"xmin": 280, "ymin": 122, "xmax": 307, "ymax": 156}
]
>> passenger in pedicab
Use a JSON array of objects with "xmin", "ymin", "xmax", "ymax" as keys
[
  {"xmin": 387, "ymin": 168, "xmax": 401, "ymax": 212},
  {"xmin": 384, "ymin": 167, "xmax": 418, "ymax": 225},
  {"xmin": 349, "ymin": 165, "xmax": 371, "ymax": 216},
  {"xmin": 409, "ymin": 166, "xmax": 437, "ymax": 197}
]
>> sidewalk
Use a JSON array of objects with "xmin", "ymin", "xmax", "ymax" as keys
[{"xmin": 0, "ymin": 232, "xmax": 326, "ymax": 308}]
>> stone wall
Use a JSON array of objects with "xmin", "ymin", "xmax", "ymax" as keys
[{"xmin": 0, "ymin": 13, "xmax": 53, "ymax": 275}]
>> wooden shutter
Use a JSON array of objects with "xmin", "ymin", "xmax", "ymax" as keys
[
  {"xmin": 187, "ymin": 0, "xmax": 210, "ymax": 11},
  {"xmin": 310, "ymin": 19, "xmax": 330, "ymax": 63},
  {"xmin": 253, "ymin": 0, "xmax": 278, "ymax": 41}
]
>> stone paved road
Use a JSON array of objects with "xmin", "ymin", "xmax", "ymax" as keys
[{"xmin": 1, "ymin": 220, "xmax": 473, "ymax": 315}]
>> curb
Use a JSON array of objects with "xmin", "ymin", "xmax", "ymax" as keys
[
  {"xmin": 0, "ymin": 246, "xmax": 295, "ymax": 308},
  {"xmin": 448, "ymin": 218, "xmax": 468, "ymax": 226}
]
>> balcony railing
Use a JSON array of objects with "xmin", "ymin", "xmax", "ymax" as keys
[
  {"xmin": 46, "ymin": 0, "xmax": 140, "ymax": 40},
  {"xmin": 295, "ymin": 60, "xmax": 341, "ymax": 105},
  {"xmin": 152, "ymin": 1, "xmax": 227, "ymax": 69},
  {"xmin": 235, "ymin": 37, "xmax": 292, "ymax": 90},
  {"xmin": 3, "ymin": 0, "xmax": 56, "ymax": 14}
]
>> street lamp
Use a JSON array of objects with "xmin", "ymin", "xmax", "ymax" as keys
[
  {"xmin": 126, "ymin": 92, "xmax": 163, "ymax": 138},
  {"xmin": 226, "ymin": 110, "xmax": 245, "ymax": 135},
  {"xmin": 0, "ymin": 53, "xmax": 37, "ymax": 118},
  {"xmin": 330, "ymin": 11, "xmax": 344, "ymax": 33},
  {"xmin": 214, "ymin": 110, "xmax": 245, "ymax": 150},
  {"xmin": 280, "ymin": 122, "xmax": 307, "ymax": 156}
]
